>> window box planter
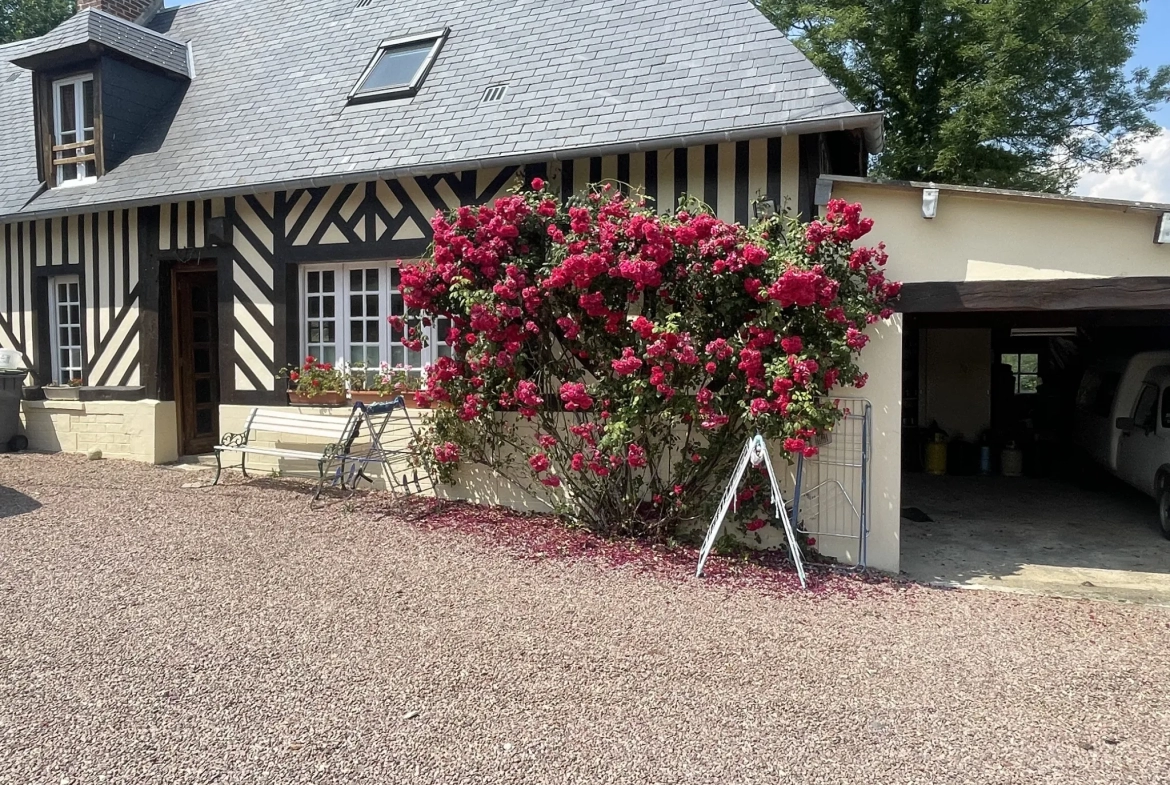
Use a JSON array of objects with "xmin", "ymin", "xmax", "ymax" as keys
[
  {"xmin": 43, "ymin": 386, "xmax": 81, "ymax": 401},
  {"xmin": 349, "ymin": 390, "xmax": 430, "ymax": 408},
  {"xmin": 32, "ymin": 386, "xmax": 146, "ymax": 402},
  {"xmin": 348, "ymin": 390, "xmax": 395, "ymax": 405},
  {"xmin": 288, "ymin": 391, "xmax": 346, "ymax": 406}
]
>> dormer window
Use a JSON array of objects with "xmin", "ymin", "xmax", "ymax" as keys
[
  {"xmin": 348, "ymin": 29, "xmax": 447, "ymax": 103},
  {"xmin": 12, "ymin": 8, "xmax": 193, "ymax": 189},
  {"xmin": 52, "ymin": 74, "xmax": 97, "ymax": 185}
]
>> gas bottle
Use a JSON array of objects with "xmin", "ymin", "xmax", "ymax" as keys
[{"xmin": 925, "ymin": 435, "xmax": 948, "ymax": 476}]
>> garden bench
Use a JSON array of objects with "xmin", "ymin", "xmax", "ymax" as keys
[{"xmin": 213, "ymin": 406, "xmax": 365, "ymax": 499}]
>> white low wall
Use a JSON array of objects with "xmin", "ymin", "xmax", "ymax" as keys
[
  {"xmin": 20, "ymin": 399, "xmax": 178, "ymax": 464},
  {"xmin": 850, "ymin": 317, "xmax": 903, "ymax": 574},
  {"xmin": 216, "ymin": 403, "xmax": 885, "ymax": 569},
  {"xmin": 218, "ymin": 404, "xmax": 567, "ymax": 512}
]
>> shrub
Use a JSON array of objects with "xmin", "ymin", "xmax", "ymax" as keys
[{"xmin": 400, "ymin": 182, "xmax": 898, "ymax": 538}]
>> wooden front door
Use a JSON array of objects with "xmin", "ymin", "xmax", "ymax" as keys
[{"xmin": 173, "ymin": 268, "xmax": 219, "ymax": 455}]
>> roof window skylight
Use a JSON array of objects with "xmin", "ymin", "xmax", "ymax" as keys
[{"xmin": 349, "ymin": 29, "xmax": 448, "ymax": 102}]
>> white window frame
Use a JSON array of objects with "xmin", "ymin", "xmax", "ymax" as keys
[
  {"xmin": 300, "ymin": 261, "xmax": 451, "ymax": 380},
  {"xmin": 51, "ymin": 74, "xmax": 97, "ymax": 187},
  {"xmin": 49, "ymin": 275, "xmax": 83, "ymax": 386},
  {"xmin": 1000, "ymin": 351, "xmax": 1040, "ymax": 395},
  {"xmin": 347, "ymin": 28, "xmax": 448, "ymax": 102}
]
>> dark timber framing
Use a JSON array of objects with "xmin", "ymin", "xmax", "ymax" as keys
[
  {"xmin": 5, "ymin": 136, "xmax": 814, "ymax": 408},
  {"xmin": 898, "ymin": 278, "xmax": 1170, "ymax": 314}
]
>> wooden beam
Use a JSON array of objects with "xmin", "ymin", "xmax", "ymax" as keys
[
  {"xmin": 52, "ymin": 154, "xmax": 97, "ymax": 167},
  {"xmin": 898, "ymin": 277, "xmax": 1170, "ymax": 313},
  {"xmin": 51, "ymin": 140, "xmax": 95, "ymax": 153}
]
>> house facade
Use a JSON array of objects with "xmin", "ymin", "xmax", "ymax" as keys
[
  {"xmin": 0, "ymin": 0, "xmax": 879, "ymax": 460},
  {"xmin": 6, "ymin": 0, "xmax": 1168, "ymax": 585}
]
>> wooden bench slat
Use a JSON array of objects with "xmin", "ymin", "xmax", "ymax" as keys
[
  {"xmin": 248, "ymin": 411, "xmax": 357, "ymax": 433},
  {"xmin": 214, "ymin": 445, "xmax": 329, "ymax": 460},
  {"xmin": 246, "ymin": 423, "xmax": 352, "ymax": 440},
  {"xmin": 249, "ymin": 409, "xmax": 353, "ymax": 425},
  {"xmin": 250, "ymin": 409, "xmax": 356, "ymax": 425}
]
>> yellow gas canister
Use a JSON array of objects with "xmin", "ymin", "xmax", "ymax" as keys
[{"xmin": 925, "ymin": 437, "xmax": 948, "ymax": 476}]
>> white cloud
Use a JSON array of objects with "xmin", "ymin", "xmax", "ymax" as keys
[{"xmin": 1075, "ymin": 129, "xmax": 1170, "ymax": 203}]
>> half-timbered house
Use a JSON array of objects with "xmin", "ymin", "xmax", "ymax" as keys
[{"xmin": 0, "ymin": 0, "xmax": 879, "ymax": 462}]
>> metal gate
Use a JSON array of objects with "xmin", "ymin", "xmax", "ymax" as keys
[{"xmin": 791, "ymin": 397, "xmax": 871, "ymax": 568}]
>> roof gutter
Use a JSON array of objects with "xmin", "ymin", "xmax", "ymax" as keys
[
  {"xmin": 818, "ymin": 174, "xmax": 1170, "ymax": 216},
  {"xmin": 1, "ymin": 112, "xmax": 884, "ymax": 225}
]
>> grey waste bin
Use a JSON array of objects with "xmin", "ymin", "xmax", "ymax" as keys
[{"xmin": 0, "ymin": 370, "xmax": 28, "ymax": 452}]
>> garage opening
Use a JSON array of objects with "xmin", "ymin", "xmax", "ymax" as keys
[{"xmin": 899, "ymin": 307, "xmax": 1170, "ymax": 603}]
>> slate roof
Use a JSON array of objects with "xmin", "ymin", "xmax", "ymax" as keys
[
  {"xmin": 10, "ymin": 9, "xmax": 191, "ymax": 78},
  {"xmin": 0, "ymin": 0, "xmax": 879, "ymax": 222}
]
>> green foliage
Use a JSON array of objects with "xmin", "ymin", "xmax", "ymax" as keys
[
  {"xmin": 756, "ymin": 0, "xmax": 1170, "ymax": 192},
  {"xmin": 400, "ymin": 183, "xmax": 896, "ymax": 540},
  {"xmin": 279, "ymin": 356, "xmax": 345, "ymax": 397},
  {"xmin": 1, "ymin": 0, "xmax": 74, "ymax": 45}
]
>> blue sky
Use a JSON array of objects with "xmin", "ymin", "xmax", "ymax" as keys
[
  {"xmin": 1076, "ymin": 1, "xmax": 1170, "ymax": 200},
  {"xmin": 1130, "ymin": 0, "xmax": 1170, "ymax": 127}
]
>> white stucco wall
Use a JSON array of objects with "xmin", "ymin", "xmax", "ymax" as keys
[
  {"xmin": 848, "ymin": 317, "xmax": 903, "ymax": 573},
  {"xmin": 827, "ymin": 179, "xmax": 1170, "ymax": 283},
  {"xmin": 819, "ymin": 177, "xmax": 1170, "ymax": 574}
]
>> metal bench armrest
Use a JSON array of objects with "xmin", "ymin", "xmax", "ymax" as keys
[{"xmin": 220, "ymin": 431, "xmax": 249, "ymax": 449}]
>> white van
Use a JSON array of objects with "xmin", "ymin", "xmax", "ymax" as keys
[
  {"xmin": 1113, "ymin": 366, "xmax": 1170, "ymax": 539},
  {"xmin": 1075, "ymin": 351, "xmax": 1170, "ymax": 471}
]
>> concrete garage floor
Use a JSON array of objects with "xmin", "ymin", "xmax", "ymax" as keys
[{"xmin": 901, "ymin": 473, "xmax": 1170, "ymax": 605}]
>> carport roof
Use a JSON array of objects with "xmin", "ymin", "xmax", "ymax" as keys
[{"xmin": 820, "ymin": 176, "xmax": 1170, "ymax": 216}]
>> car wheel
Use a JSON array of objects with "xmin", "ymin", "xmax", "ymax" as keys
[{"xmin": 1160, "ymin": 486, "xmax": 1170, "ymax": 541}]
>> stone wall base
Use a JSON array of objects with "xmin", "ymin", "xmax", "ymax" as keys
[{"xmin": 20, "ymin": 399, "xmax": 178, "ymax": 465}]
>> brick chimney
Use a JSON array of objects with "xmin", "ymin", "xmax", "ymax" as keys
[{"xmin": 77, "ymin": 0, "xmax": 163, "ymax": 24}]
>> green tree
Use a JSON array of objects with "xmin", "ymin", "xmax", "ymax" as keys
[
  {"xmin": 1, "ymin": 0, "xmax": 75, "ymax": 46},
  {"xmin": 757, "ymin": 0, "xmax": 1170, "ymax": 192}
]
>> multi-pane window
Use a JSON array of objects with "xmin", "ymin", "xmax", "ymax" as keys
[
  {"xmin": 304, "ymin": 268, "xmax": 338, "ymax": 364},
  {"xmin": 1000, "ymin": 352, "xmax": 1039, "ymax": 395},
  {"xmin": 52, "ymin": 75, "xmax": 97, "ymax": 186},
  {"xmin": 349, "ymin": 267, "xmax": 382, "ymax": 369},
  {"xmin": 302, "ymin": 262, "xmax": 450, "ymax": 377},
  {"xmin": 50, "ymin": 276, "xmax": 83, "ymax": 385}
]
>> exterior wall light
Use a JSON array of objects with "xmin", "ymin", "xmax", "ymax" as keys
[
  {"xmin": 207, "ymin": 216, "xmax": 228, "ymax": 246},
  {"xmin": 922, "ymin": 188, "xmax": 939, "ymax": 219}
]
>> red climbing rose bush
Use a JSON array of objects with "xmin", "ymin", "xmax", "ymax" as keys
[{"xmin": 399, "ymin": 181, "xmax": 898, "ymax": 538}]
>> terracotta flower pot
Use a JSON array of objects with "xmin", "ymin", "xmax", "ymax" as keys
[
  {"xmin": 288, "ymin": 391, "xmax": 346, "ymax": 406},
  {"xmin": 345, "ymin": 390, "xmax": 431, "ymax": 408},
  {"xmin": 348, "ymin": 390, "xmax": 398, "ymax": 405}
]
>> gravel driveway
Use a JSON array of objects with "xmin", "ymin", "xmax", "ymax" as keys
[{"xmin": 1, "ymin": 454, "xmax": 1168, "ymax": 785}]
